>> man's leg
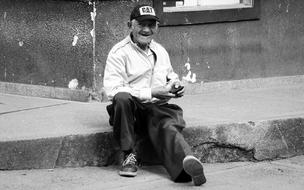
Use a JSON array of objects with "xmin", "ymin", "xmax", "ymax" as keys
[
  {"xmin": 146, "ymin": 103, "xmax": 206, "ymax": 185},
  {"xmin": 107, "ymin": 92, "xmax": 142, "ymax": 177}
]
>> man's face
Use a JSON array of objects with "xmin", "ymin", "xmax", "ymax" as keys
[{"xmin": 130, "ymin": 19, "xmax": 158, "ymax": 47}]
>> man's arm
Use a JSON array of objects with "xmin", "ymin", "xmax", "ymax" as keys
[
  {"xmin": 151, "ymin": 76, "xmax": 185, "ymax": 99},
  {"xmin": 151, "ymin": 49, "xmax": 185, "ymax": 99}
]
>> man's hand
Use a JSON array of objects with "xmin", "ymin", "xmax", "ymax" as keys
[
  {"xmin": 169, "ymin": 83, "xmax": 184, "ymax": 97},
  {"xmin": 151, "ymin": 86, "xmax": 175, "ymax": 100},
  {"xmin": 172, "ymin": 84, "xmax": 185, "ymax": 98},
  {"xmin": 152, "ymin": 81, "xmax": 185, "ymax": 99}
]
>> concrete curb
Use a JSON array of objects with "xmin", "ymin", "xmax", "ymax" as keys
[
  {"xmin": 1, "ymin": 117, "xmax": 303, "ymax": 170},
  {"xmin": 0, "ymin": 133, "xmax": 114, "ymax": 170},
  {"xmin": 185, "ymin": 75, "xmax": 304, "ymax": 94},
  {"xmin": 0, "ymin": 82, "xmax": 90, "ymax": 102},
  {"xmin": 184, "ymin": 117, "xmax": 304, "ymax": 162},
  {"xmin": 1, "ymin": 75, "xmax": 304, "ymax": 101}
]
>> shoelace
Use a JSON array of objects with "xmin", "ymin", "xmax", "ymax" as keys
[{"xmin": 122, "ymin": 153, "xmax": 137, "ymax": 167}]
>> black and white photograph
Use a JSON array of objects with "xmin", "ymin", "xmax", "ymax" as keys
[{"xmin": 0, "ymin": 0, "xmax": 304, "ymax": 189}]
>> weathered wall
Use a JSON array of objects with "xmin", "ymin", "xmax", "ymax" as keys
[
  {"xmin": 158, "ymin": 0, "xmax": 304, "ymax": 83},
  {"xmin": 0, "ymin": 0, "xmax": 93, "ymax": 89},
  {"xmin": 1, "ymin": 0, "xmax": 304, "ymax": 91},
  {"xmin": 95, "ymin": 0, "xmax": 304, "ymax": 88}
]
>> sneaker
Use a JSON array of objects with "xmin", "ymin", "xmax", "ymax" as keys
[
  {"xmin": 183, "ymin": 155, "xmax": 207, "ymax": 186},
  {"xmin": 119, "ymin": 153, "xmax": 138, "ymax": 177}
]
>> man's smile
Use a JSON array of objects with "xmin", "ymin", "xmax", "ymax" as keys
[{"xmin": 139, "ymin": 33, "xmax": 151, "ymax": 37}]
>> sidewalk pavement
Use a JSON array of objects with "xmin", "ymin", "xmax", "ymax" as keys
[
  {"xmin": 1, "ymin": 84, "xmax": 304, "ymax": 140},
  {"xmin": 0, "ymin": 155, "xmax": 303, "ymax": 190},
  {"xmin": 0, "ymin": 83, "xmax": 304, "ymax": 169}
]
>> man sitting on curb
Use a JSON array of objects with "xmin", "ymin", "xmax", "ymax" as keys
[{"xmin": 103, "ymin": 4, "xmax": 206, "ymax": 186}]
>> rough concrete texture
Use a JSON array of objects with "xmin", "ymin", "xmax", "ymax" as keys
[
  {"xmin": 183, "ymin": 118, "xmax": 304, "ymax": 162},
  {"xmin": 0, "ymin": 82, "xmax": 91, "ymax": 102},
  {"xmin": 1, "ymin": 81, "xmax": 304, "ymax": 170},
  {"xmin": 56, "ymin": 133, "xmax": 114, "ymax": 167},
  {"xmin": 0, "ymin": 156, "xmax": 304, "ymax": 190},
  {"xmin": 0, "ymin": 134, "xmax": 115, "ymax": 170},
  {"xmin": 0, "ymin": 138, "xmax": 63, "ymax": 170},
  {"xmin": 0, "ymin": 0, "xmax": 93, "ymax": 88}
]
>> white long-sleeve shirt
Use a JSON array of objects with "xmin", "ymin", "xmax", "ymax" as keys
[{"xmin": 103, "ymin": 35, "xmax": 178, "ymax": 102}]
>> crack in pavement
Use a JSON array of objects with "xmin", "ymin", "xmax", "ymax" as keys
[{"xmin": 0, "ymin": 103, "xmax": 69, "ymax": 115}]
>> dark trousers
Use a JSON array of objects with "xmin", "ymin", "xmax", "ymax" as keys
[{"xmin": 106, "ymin": 92, "xmax": 192, "ymax": 182}]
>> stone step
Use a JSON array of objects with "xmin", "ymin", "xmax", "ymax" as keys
[{"xmin": 1, "ymin": 116, "xmax": 303, "ymax": 170}]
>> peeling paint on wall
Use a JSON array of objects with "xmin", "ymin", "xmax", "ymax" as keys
[
  {"xmin": 72, "ymin": 35, "xmax": 79, "ymax": 46},
  {"xmin": 286, "ymin": 0, "xmax": 290, "ymax": 13},
  {"xmin": 206, "ymin": 61, "xmax": 210, "ymax": 69},
  {"xmin": 182, "ymin": 58, "xmax": 197, "ymax": 83},
  {"xmin": 0, "ymin": 0, "xmax": 93, "ymax": 88},
  {"xmin": 90, "ymin": 0, "xmax": 97, "ymax": 89},
  {"xmin": 68, "ymin": 78, "xmax": 78, "ymax": 89},
  {"xmin": 18, "ymin": 41, "xmax": 24, "ymax": 47},
  {"xmin": 90, "ymin": 29, "xmax": 94, "ymax": 38},
  {"xmin": 90, "ymin": 5, "xmax": 96, "ymax": 22}
]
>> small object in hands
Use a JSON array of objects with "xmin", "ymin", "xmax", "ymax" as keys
[{"xmin": 169, "ymin": 84, "xmax": 184, "ymax": 94}]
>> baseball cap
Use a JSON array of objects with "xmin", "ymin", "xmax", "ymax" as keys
[{"xmin": 130, "ymin": 4, "xmax": 160, "ymax": 22}]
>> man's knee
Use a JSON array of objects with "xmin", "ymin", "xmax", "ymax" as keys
[
  {"xmin": 160, "ymin": 124, "xmax": 179, "ymax": 137},
  {"xmin": 113, "ymin": 92, "xmax": 133, "ymax": 106}
]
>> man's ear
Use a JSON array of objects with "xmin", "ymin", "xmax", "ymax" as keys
[{"xmin": 127, "ymin": 21, "xmax": 132, "ymax": 28}]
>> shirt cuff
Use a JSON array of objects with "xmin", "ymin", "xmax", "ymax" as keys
[{"xmin": 139, "ymin": 88, "xmax": 152, "ymax": 100}]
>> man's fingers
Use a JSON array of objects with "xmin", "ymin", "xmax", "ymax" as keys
[
  {"xmin": 176, "ymin": 87, "xmax": 185, "ymax": 95},
  {"xmin": 166, "ymin": 93, "xmax": 176, "ymax": 97},
  {"xmin": 174, "ymin": 93, "xmax": 184, "ymax": 98},
  {"xmin": 154, "ymin": 92, "xmax": 176, "ymax": 99}
]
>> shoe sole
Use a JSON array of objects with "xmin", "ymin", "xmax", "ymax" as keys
[
  {"xmin": 119, "ymin": 171, "xmax": 137, "ymax": 177},
  {"xmin": 183, "ymin": 156, "xmax": 206, "ymax": 186}
]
